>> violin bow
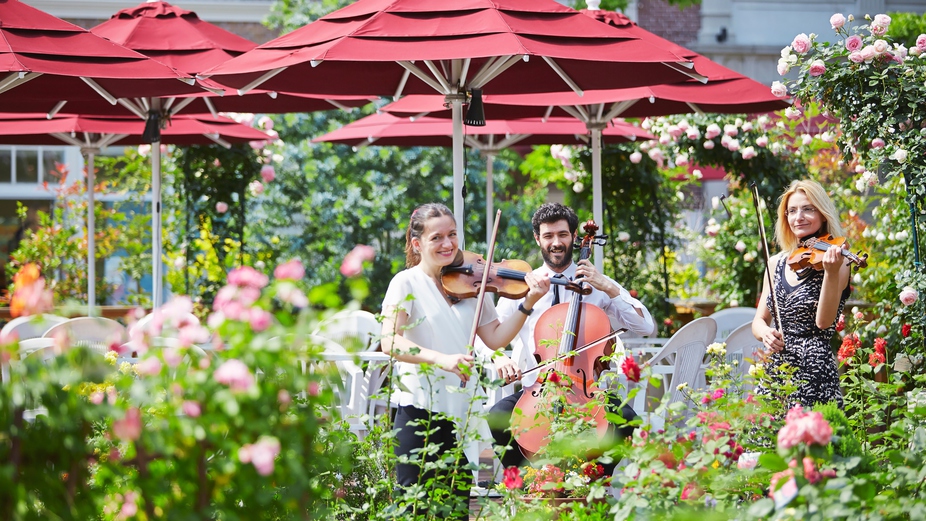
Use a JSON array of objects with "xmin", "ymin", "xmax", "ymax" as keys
[
  {"xmin": 750, "ymin": 182, "xmax": 787, "ymax": 350},
  {"xmin": 461, "ymin": 209, "xmax": 502, "ymax": 389}
]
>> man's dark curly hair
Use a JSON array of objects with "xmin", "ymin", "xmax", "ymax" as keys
[{"xmin": 531, "ymin": 202, "xmax": 578, "ymax": 236}]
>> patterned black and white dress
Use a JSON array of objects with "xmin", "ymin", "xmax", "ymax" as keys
[{"xmin": 761, "ymin": 256, "xmax": 849, "ymax": 409}]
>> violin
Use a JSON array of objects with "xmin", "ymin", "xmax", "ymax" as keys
[
  {"xmin": 510, "ymin": 220, "xmax": 614, "ymax": 458},
  {"xmin": 441, "ymin": 250, "xmax": 590, "ymax": 300},
  {"xmin": 787, "ymin": 234, "xmax": 869, "ymax": 273}
]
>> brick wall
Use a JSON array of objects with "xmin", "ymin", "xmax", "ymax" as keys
[{"xmin": 636, "ymin": 0, "xmax": 701, "ymax": 47}]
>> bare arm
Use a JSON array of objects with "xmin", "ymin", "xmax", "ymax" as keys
[
  {"xmin": 476, "ymin": 272, "xmax": 549, "ymax": 349},
  {"xmin": 753, "ymin": 253, "xmax": 784, "ymax": 353},
  {"xmin": 380, "ymin": 305, "xmax": 474, "ymax": 383}
]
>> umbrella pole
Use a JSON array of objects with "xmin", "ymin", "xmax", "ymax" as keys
[
  {"xmin": 152, "ymin": 143, "xmax": 162, "ymax": 310},
  {"xmin": 86, "ymin": 150, "xmax": 95, "ymax": 317},
  {"xmin": 485, "ymin": 152, "xmax": 494, "ymax": 246},
  {"xmin": 451, "ymin": 98, "xmax": 465, "ymax": 248},
  {"xmin": 591, "ymin": 126, "xmax": 604, "ymax": 271}
]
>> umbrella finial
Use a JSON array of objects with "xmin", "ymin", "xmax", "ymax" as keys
[{"xmin": 586, "ymin": 0, "xmax": 601, "ymax": 11}]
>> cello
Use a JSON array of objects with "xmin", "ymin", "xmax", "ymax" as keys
[{"xmin": 510, "ymin": 220, "xmax": 616, "ymax": 457}]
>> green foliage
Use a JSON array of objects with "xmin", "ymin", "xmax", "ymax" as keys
[
  {"xmin": 813, "ymin": 401, "xmax": 864, "ymax": 461},
  {"xmin": 886, "ymin": 12, "xmax": 926, "ymax": 48}
]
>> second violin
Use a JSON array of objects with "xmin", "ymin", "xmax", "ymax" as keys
[
  {"xmin": 441, "ymin": 250, "xmax": 590, "ymax": 300},
  {"xmin": 787, "ymin": 234, "xmax": 868, "ymax": 274}
]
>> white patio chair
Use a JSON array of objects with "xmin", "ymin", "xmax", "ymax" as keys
[
  {"xmin": 0, "ymin": 314, "xmax": 68, "ymax": 341},
  {"xmin": 306, "ymin": 334, "xmax": 371, "ymax": 437},
  {"xmin": 709, "ymin": 307, "xmax": 757, "ymax": 342},
  {"xmin": 43, "ymin": 317, "xmax": 128, "ymax": 355},
  {"xmin": 721, "ymin": 323, "xmax": 761, "ymax": 393},
  {"xmin": 313, "ymin": 309, "xmax": 381, "ymax": 352},
  {"xmin": 632, "ymin": 317, "xmax": 716, "ymax": 430}
]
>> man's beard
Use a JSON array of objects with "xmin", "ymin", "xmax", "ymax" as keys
[{"xmin": 541, "ymin": 245, "xmax": 572, "ymax": 270}]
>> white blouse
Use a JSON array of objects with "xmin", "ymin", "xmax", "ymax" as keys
[{"xmin": 382, "ymin": 265, "xmax": 499, "ymax": 421}]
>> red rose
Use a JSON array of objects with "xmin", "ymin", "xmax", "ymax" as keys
[
  {"xmin": 547, "ymin": 371, "xmax": 561, "ymax": 385},
  {"xmin": 902, "ymin": 324, "xmax": 912, "ymax": 338},
  {"xmin": 629, "ymin": 289, "xmax": 638, "ymax": 298},
  {"xmin": 621, "ymin": 355, "xmax": 642, "ymax": 383},
  {"xmin": 502, "ymin": 466, "xmax": 523, "ymax": 490}
]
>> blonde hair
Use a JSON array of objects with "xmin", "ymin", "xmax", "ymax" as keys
[
  {"xmin": 774, "ymin": 180, "xmax": 844, "ymax": 252},
  {"xmin": 404, "ymin": 203, "xmax": 454, "ymax": 268}
]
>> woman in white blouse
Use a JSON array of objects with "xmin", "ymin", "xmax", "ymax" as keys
[{"xmin": 380, "ymin": 202, "xmax": 547, "ymax": 516}]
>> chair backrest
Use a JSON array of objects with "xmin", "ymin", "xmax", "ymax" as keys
[
  {"xmin": 0, "ymin": 314, "xmax": 68, "ymax": 341},
  {"xmin": 306, "ymin": 334, "xmax": 367, "ymax": 422},
  {"xmin": 43, "ymin": 317, "xmax": 128, "ymax": 355},
  {"xmin": 314, "ymin": 309, "xmax": 380, "ymax": 352},
  {"xmin": 722, "ymin": 322, "xmax": 761, "ymax": 390},
  {"xmin": 644, "ymin": 317, "xmax": 717, "ymax": 412},
  {"xmin": 709, "ymin": 307, "xmax": 757, "ymax": 342},
  {"xmin": 128, "ymin": 312, "xmax": 201, "ymax": 337}
]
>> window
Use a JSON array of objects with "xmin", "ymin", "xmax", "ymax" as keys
[{"xmin": 0, "ymin": 146, "xmax": 67, "ymax": 184}]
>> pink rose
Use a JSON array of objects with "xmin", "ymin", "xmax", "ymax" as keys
[
  {"xmin": 770, "ymin": 81, "xmax": 788, "ymax": 98},
  {"xmin": 737, "ymin": 452, "xmax": 759, "ymax": 470},
  {"xmin": 871, "ymin": 138, "xmax": 885, "ymax": 148},
  {"xmin": 785, "ymin": 107, "xmax": 802, "ymax": 120},
  {"xmin": 260, "ymin": 165, "xmax": 276, "ymax": 183},
  {"xmin": 871, "ymin": 24, "xmax": 887, "ymax": 36},
  {"xmin": 803, "ymin": 457, "xmax": 822, "ymax": 484},
  {"xmin": 777, "ymin": 406, "xmax": 833, "ymax": 450},
  {"xmin": 257, "ymin": 116, "xmax": 274, "ymax": 131},
  {"xmin": 274, "ymin": 259, "xmax": 305, "ymax": 280},
  {"xmin": 777, "ymin": 60, "xmax": 790, "ymax": 76},
  {"xmin": 873, "ymin": 14, "xmax": 891, "ymax": 31},
  {"xmin": 248, "ymin": 180, "xmax": 264, "ymax": 196},
  {"xmin": 830, "ymin": 13, "xmax": 845, "ymax": 29},
  {"xmin": 135, "ymin": 356, "xmax": 162, "ymax": 376},
  {"xmin": 227, "ymin": 266, "xmax": 269, "ymax": 289},
  {"xmin": 215, "ymin": 202, "xmax": 229, "ymax": 213},
  {"xmin": 249, "ymin": 140, "xmax": 266, "ymax": 150},
  {"xmin": 307, "ymin": 381, "xmax": 320, "ymax": 397},
  {"xmin": 845, "ymin": 35, "xmax": 863, "ymax": 52},
  {"xmin": 340, "ymin": 244, "xmax": 376, "ymax": 277},
  {"xmin": 741, "ymin": 146, "xmax": 757, "ymax": 160},
  {"xmin": 791, "ymin": 33, "xmax": 811, "ymax": 54},
  {"xmin": 860, "ymin": 45, "xmax": 876, "ymax": 61},
  {"xmin": 756, "ymin": 136, "xmax": 769, "ymax": 147},
  {"xmin": 917, "ymin": 34, "xmax": 926, "ymax": 52},
  {"xmin": 703, "ymin": 140, "xmax": 715, "ymax": 150},
  {"xmin": 808, "ymin": 60, "xmax": 826, "ymax": 76},
  {"xmin": 214, "ymin": 359, "xmax": 256, "ymax": 392},
  {"xmin": 900, "ymin": 287, "xmax": 919, "ymax": 306},
  {"xmin": 705, "ymin": 124, "xmax": 722, "ymax": 139},
  {"xmin": 248, "ymin": 308, "xmax": 272, "ymax": 332},
  {"xmin": 246, "ymin": 437, "xmax": 281, "ymax": 476},
  {"xmin": 629, "ymin": 151, "xmax": 643, "ymax": 164},
  {"xmin": 667, "ymin": 125, "xmax": 683, "ymax": 138},
  {"xmin": 848, "ymin": 51, "xmax": 864, "ymax": 63},
  {"xmin": 113, "ymin": 407, "xmax": 143, "ymax": 441},
  {"xmin": 873, "ymin": 39, "xmax": 889, "ymax": 55},
  {"xmin": 686, "ymin": 127, "xmax": 700, "ymax": 140},
  {"xmin": 182, "ymin": 400, "xmax": 201, "ymax": 418},
  {"xmin": 711, "ymin": 388, "xmax": 725, "ymax": 400}
]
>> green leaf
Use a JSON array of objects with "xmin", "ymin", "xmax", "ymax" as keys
[
  {"xmin": 759, "ymin": 453, "xmax": 789, "ymax": 472},
  {"xmin": 853, "ymin": 480, "xmax": 876, "ymax": 501},
  {"xmin": 748, "ymin": 498, "xmax": 775, "ymax": 517}
]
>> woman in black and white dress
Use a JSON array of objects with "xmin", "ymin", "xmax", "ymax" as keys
[{"xmin": 752, "ymin": 180, "xmax": 851, "ymax": 408}]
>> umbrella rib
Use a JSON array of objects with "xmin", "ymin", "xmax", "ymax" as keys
[
  {"xmin": 0, "ymin": 72, "xmax": 41, "ymax": 95},
  {"xmin": 468, "ymin": 55, "xmax": 502, "ymax": 87},
  {"xmin": 459, "ymin": 58, "xmax": 471, "ymax": 91},
  {"xmin": 326, "ymin": 99, "xmax": 354, "ymax": 111},
  {"xmin": 118, "ymin": 99, "xmax": 147, "ymax": 120},
  {"xmin": 496, "ymin": 134, "xmax": 529, "ymax": 149},
  {"xmin": 47, "ymin": 100, "xmax": 68, "ymax": 119},
  {"xmin": 470, "ymin": 55, "xmax": 520, "ymax": 89},
  {"xmin": 50, "ymin": 132, "xmax": 85, "ymax": 148},
  {"xmin": 542, "ymin": 105, "xmax": 554, "ymax": 122},
  {"xmin": 205, "ymin": 134, "xmax": 232, "ymax": 148},
  {"xmin": 605, "ymin": 99, "xmax": 639, "ymax": 119},
  {"xmin": 541, "ymin": 57, "xmax": 584, "ymax": 96},
  {"xmin": 204, "ymin": 97, "xmax": 219, "ymax": 118},
  {"xmin": 559, "ymin": 104, "xmax": 588, "ymax": 123},
  {"xmin": 169, "ymin": 96, "xmax": 198, "ymax": 116},
  {"xmin": 237, "ymin": 67, "xmax": 286, "ymax": 95},
  {"xmin": 80, "ymin": 77, "xmax": 119, "ymax": 105},
  {"xmin": 397, "ymin": 61, "xmax": 446, "ymax": 95},
  {"xmin": 686, "ymin": 102, "xmax": 705, "ymax": 114},
  {"xmin": 393, "ymin": 69, "xmax": 411, "ymax": 100},
  {"xmin": 423, "ymin": 60, "xmax": 451, "ymax": 93},
  {"xmin": 663, "ymin": 62, "xmax": 708, "ymax": 84}
]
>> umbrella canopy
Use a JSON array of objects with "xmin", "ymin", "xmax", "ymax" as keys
[
  {"xmin": 314, "ymin": 111, "xmax": 652, "ymax": 244},
  {"xmin": 0, "ymin": 0, "xmax": 203, "ymax": 112},
  {"xmin": 201, "ymin": 0, "xmax": 702, "ymax": 247},
  {"xmin": 380, "ymin": 8, "xmax": 787, "ymax": 265},
  {"xmin": 88, "ymin": 0, "xmax": 374, "ymax": 308},
  {"xmin": 0, "ymin": 113, "xmax": 269, "ymax": 313},
  {"xmin": 88, "ymin": 1, "xmax": 375, "ymax": 119}
]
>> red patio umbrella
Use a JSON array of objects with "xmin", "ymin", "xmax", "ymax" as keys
[
  {"xmin": 201, "ymin": 0, "xmax": 702, "ymax": 246},
  {"xmin": 88, "ymin": 0, "xmax": 374, "ymax": 307},
  {"xmin": 0, "ymin": 113, "xmax": 269, "ymax": 313},
  {"xmin": 0, "ymin": 0, "xmax": 203, "ymax": 112},
  {"xmin": 380, "ymin": 7, "xmax": 788, "ymax": 264},
  {"xmin": 314, "ymin": 111, "xmax": 652, "ymax": 244}
]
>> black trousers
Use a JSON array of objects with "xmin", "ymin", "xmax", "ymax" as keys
[
  {"xmin": 394, "ymin": 405, "xmax": 472, "ymax": 517},
  {"xmin": 488, "ymin": 389, "xmax": 637, "ymax": 471}
]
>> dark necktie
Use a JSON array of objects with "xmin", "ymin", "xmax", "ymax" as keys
[{"xmin": 551, "ymin": 273, "xmax": 566, "ymax": 305}]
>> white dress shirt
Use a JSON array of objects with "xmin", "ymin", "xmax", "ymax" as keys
[{"xmin": 492, "ymin": 262, "xmax": 654, "ymax": 387}]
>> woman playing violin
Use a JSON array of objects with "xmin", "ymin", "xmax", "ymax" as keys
[
  {"xmin": 379, "ymin": 203, "xmax": 548, "ymax": 516},
  {"xmin": 752, "ymin": 180, "xmax": 851, "ymax": 408}
]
